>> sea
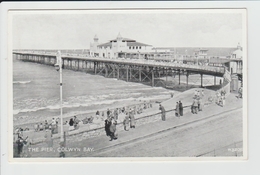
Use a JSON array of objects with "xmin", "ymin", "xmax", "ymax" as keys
[{"xmin": 13, "ymin": 58, "xmax": 176, "ymax": 126}]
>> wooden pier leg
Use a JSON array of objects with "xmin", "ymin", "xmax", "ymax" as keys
[
  {"xmin": 94, "ymin": 62, "xmax": 97, "ymax": 75},
  {"xmin": 117, "ymin": 66, "xmax": 120, "ymax": 80},
  {"xmin": 152, "ymin": 69, "xmax": 154, "ymax": 87},
  {"xmin": 85, "ymin": 61, "xmax": 87, "ymax": 73},
  {"xmin": 77, "ymin": 60, "xmax": 79, "ymax": 70},
  {"xmin": 165, "ymin": 69, "xmax": 168, "ymax": 87},
  {"xmin": 201, "ymin": 73, "xmax": 203, "ymax": 87},
  {"xmin": 139, "ymin": 67, "xmax": 142, "ymax": 82},
  {"xmin": 129, "ymin": 67, "xmax": 132, "ymax": 80},
  {"xmin": 214, "ymin": 76, "xmax": 216, "ymax": 85},
  {"xmin": 126, "ymin": 66, "xmax": 129, "ymax": 82},
  {"xmin": 105, "ymin": 64, "xmax": 108, "ymax": 77},
  {"xmin": 179, "ymin": 69, "xmax": 181, "ymax": 85},
  {"xmin": 113, "ymin": 66, "xmax": 115, "ymax": 78}
]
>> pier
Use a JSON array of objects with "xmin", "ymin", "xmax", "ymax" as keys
[{"xmin": 13, "ymin": 51, "xmax": 230, "ymax": 88}]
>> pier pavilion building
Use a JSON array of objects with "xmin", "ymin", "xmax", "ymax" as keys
[{"xmin": 90, "ymin": 33, "xmax": 153, "ymax": 59}]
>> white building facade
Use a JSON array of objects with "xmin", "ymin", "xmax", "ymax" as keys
[{"xmin": 90, "ymin": 33, "xmax": 153, "ymax": 59}]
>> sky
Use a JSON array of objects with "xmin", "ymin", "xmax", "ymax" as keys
[{"xmin": 12, "ymin": 10, "xmax": 244, "ymax": 49}]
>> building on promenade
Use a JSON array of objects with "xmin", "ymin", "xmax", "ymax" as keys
[
  {"xmin": 229, "ymin": 43, "xmax": 243, "ymax": 75},
  {"xmin": 90, "ymin": 33, "xmax": 153, "ymax": 59}
]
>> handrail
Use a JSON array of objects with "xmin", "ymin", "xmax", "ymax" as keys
[{"xmin": 13, "ymin": 51, "xmax": 225, "ymax": 74}]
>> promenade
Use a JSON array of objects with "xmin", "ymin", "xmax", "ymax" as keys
[{"xmin": 24, "ymin": 91, "xmax": 243, "ymax": 158}]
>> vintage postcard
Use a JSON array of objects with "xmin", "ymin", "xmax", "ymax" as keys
[{"xmin": 9, "ymin": 8, "xmax": 247, "ymax": 161}]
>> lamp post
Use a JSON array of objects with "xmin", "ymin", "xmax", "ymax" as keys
[{"xmin": 55, "ymin": 51, "xmax": 64, "ymax": 144}]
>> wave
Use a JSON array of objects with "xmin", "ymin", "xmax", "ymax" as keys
[
  {"xmin": 13, "ymin": 93, "xmax": 170, "ymax": 116},
  {"xmin": 13, "ymin": 81, "xmax": 31, "ymax": 84}
]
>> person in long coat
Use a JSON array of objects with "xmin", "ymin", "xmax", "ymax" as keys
[
  {"xmin": 104, "ymin": 118, "xmax": 111, "ymax": 136},
  {"xmin": 73, "ymin": 116, "xmax": 80, "ymax": 130},
  {"xmin": 192, "ymin": 99, "xmax": 198, "ymax": 114},
  {"xmin": 159, "ymin": 104, "xmax": 166, "ymax": 121},
  {"xmin": 129, "ymin": 110, "xmax": 136, "ymax": 128},
  {"xmin": 109, "ymin": 119, "xmax": 117, "ymax": 141},
  {"xmin": 179, "ymin": 101, "xmax": 183, "ymax": 116},
  {"xmin": 175, "ymin": 102, "xmax": 180, "ymax": 117},
  {"xmin": 123, "ymin": 115, "xmax": 130, "ymax": 131},
  {"xmin": 44, "ymin": 129, "xmax": 53, "ymax": 147}
]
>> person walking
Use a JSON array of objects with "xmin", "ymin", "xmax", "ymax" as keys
[
  {"xmin": 104, "ymin": 118, "xmax": 111, "ymax": 136},
  {"xmin": 73, "ymin": 116, "xmax": 80, "ymax": 130},
  {"xmin": 129, "ymin": 109, "xmax": 136, "ymax": 128},
  {"xmin": 179, "ymin": 101, "xmax": 183, "ymax": 116},
  {"xmin": 123, "ymin": 115, "xmax": 130, "ymax": 131},
  {"xmin": 192, "ymin": 99, "xmax": 198, "ymax": 114},
  {"xmin": 44, "ymin": 120, "xmax": 49, "ymax": 130},
  {"xmin": 69, "ymin": 118, "xmax": 74, "ymax": 126},
  {"xmin": 175, "ymin": 102, "xmax": 180, "ymax": 117},
  {"xmin": 159, "ymin": 104, "xmax": 166, "ymax": 121},
  {"xmin": 107, "ymin": 109, "xmax": 111, "ymax": 118},
  {"xmin": 51, "ymin": 118, "xmax": 56, "ymax": 134},
  {"xmin": 109, "ymin": 119, "xmax": 117, "ymax": 141}
]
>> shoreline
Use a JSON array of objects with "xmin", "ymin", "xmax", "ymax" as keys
[{"xmin": 13, "ymin": 94, "xmax": 174, "ymax": 130}]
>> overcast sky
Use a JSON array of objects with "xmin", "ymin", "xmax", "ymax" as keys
[{"xmin": 12, "ymin": 10, "xmax": 244, "ymax": 49}]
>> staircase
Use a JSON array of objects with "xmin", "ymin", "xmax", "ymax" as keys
[{"xmin": 223, "ymin": 67, "xmax": 231, "ymax": 82}]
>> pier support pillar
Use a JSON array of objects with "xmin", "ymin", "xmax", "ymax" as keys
[
  {"xmin": 70, "ymin": 60, "xmax": 72, "ymax": 70},
  {"xmin": 117, "ymin": 66, "xmax": 120, "ymax": 80},
  {"xmin": 77, "ymin": 60, "xmax": 79, "ymax": 71},
  {"xmin": 94, "ymin": 62, "xmax": 97, "ymax": 75},
  {"xmin": 214, "ymin": 76, "xmax": 216, "ymax": 85},
  {"xmin": 139, "ymin": 67, "xmax": 142, "ymax": 82},
  {"xmin": 179, "ymin": 70, "xmax": 181, "ymax": 85},
  {"xmin": 152, "ymin": 69, "xmax": 154, "ymax": 87},
  {"xmin": 165, "ymin": 69, "xmax": 168, "ymax": 87},
  {"xmin": 113, "ymin": 66, "xmax": 116, "ymax": 78},
  {"xmin": 129, "ymin": 67, "xmax": 132, "ymax": 80},
  {"xmin": 85, "ymin": 61, "xmax": 87, "ymax": 73},
  {"xmin": 126, "ymin": 67, "xmax": 129, "ymax": 82},
  {"xmin": 105, "ymin": 65, "xmax": 108, "ymax": 77},
  {"xmin": 200, "ymin": 73, "xmax": 203, "ymax": 87}
]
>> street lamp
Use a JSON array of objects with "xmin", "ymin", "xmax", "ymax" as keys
[{"xmin": 55, "ymin": 51, "xmax": 64, "ymax": 144}]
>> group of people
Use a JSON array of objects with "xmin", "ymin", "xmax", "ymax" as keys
[
  {"xmin": 175, "ymin": 101, "xmax": 184, "ymax": 117},
  {"xmin": 191, "ymin": 90, "xmax": 205, "ymax": 114},
  {"xmin": 122, "ymin": 109, "xmax": 136, "ymax": 131},
  {"xmin": 34, "ymin": 118, "xmax": 59, "ymax": 134},
  {"xmin": 64, "ymin": 116, "xmax": 80, "ymax": 130},
  {"xmin": 159, "ymin": 101, "xmax": 183, "ymax": 121},
  {"xmin": 216, "ymin": 90, "xmax": 226, "ymax": 107},
  {"xmin": 104, "ymin": 117, "xmax": 118, "ymax": 141},
  {"xmin": 104, "ymin": 108, "xmax": 136, "ymax": 141}
]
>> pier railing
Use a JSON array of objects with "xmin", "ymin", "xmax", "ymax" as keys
[{"xmin": 13, "ymin": 51, "xmax": 225, "ymax": 75}]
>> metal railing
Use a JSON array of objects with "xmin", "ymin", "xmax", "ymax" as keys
[{"xmin": 13, "ymin": 51, "xmax": 225, "ymax": 74}]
